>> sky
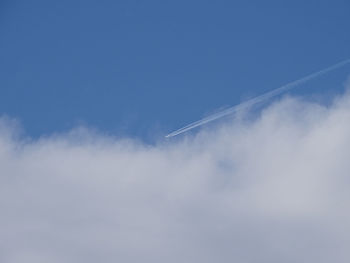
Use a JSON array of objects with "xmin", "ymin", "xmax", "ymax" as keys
[
  {"xmin": 0, "ymin": 0, "xmax": 349, "ymax": 140},
  {"xmin": 1, "ymin": 1, "xmax": 350, "ymax": 262}
]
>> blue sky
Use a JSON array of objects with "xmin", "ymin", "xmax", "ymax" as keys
[
  {"xmin": 1, "ymin": 0, "xmax": 349, "ymax": 140},
  {"xmin": 2, "ymin": 2, "xmax": 350, "ymax": 261}
]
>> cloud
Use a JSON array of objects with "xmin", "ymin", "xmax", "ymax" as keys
[{"xmin": 1, "ymin": 89, "xmax": 350, "ymax": 262}]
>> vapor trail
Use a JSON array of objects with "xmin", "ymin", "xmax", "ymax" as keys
[{"xmin": 166, "ymin": 58, "xmax": 350, "ymax": 138}]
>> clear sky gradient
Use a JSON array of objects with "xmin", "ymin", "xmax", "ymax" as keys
[{"xmin": 1, "ymin": 0, "xmax": 349, "ymax": 140}]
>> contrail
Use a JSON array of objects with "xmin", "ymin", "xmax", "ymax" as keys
[{"xmin": 166, "ymin": 58, "xmax": 350, "ymax": 138}]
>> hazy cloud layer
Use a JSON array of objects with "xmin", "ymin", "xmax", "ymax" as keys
[{"xmin": 1, "ymin": 91, "xmax": 350, "ymax": 262}]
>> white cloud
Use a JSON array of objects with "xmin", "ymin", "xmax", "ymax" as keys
[{"xmin": 1, "ymin": 90, "xmax": 350, "ymax": 262}]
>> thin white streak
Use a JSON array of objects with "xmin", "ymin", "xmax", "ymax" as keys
[{"xmin": 166, "ymin": 59, "xmax": 350, "ymax": 138}]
